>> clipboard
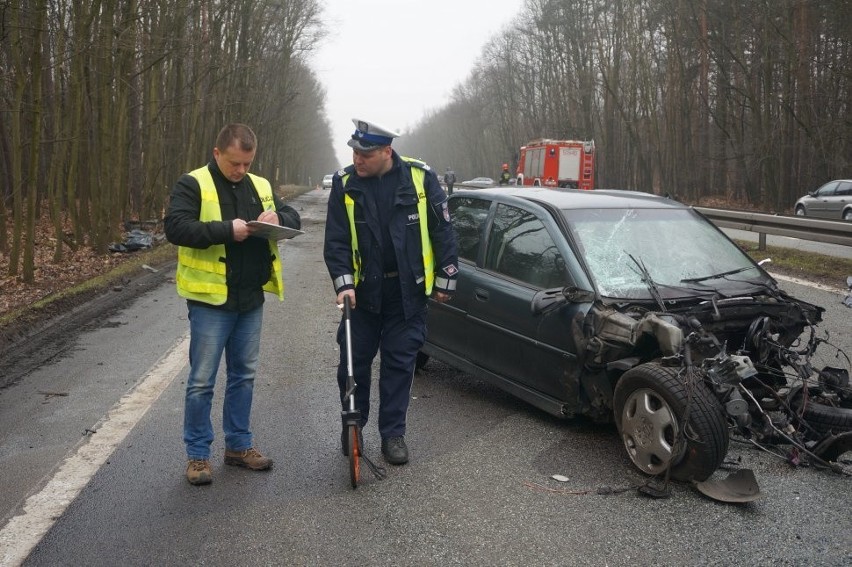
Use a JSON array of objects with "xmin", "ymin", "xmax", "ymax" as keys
[{"xmin": 246, "ymin": 221, "xmax": 304, "ymax": 241}]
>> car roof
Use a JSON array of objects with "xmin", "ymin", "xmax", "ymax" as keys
[{"xmin": 453, "ymin": 187, "xmax": 689, "ymax": 211}]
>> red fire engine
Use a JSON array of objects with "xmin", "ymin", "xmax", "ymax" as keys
[{"xmin": 516, "ymin": 139, "xmax": 595, "ymax": 190}]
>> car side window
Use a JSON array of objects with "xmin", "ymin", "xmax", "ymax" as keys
[
  {"xmin": 448, "ymin": 197, "xmax": 491, "ymax": 262},
  {"xmin": 816, "ymin": 181, "xmax": 838, "ymax": 197},
  {"xmin": 484, "ymin": 203, "xmax": 568, "ymax": 288},
  {"xmin": 836, "ymin": 182, "xmax": 852, "ymax": 196}
]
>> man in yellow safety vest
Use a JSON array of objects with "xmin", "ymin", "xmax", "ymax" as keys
[{"xmin": 165, "ymin": 123, "xmax": 301, "ymax": 485}]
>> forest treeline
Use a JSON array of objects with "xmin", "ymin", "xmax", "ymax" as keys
[
  {"xmin": 2, "ymin": 0, "xmax": 851, "ymax": 284},
  {"xmin": 398, "ymin": 0, "xmax": 851, "ymax": 211},
  {"xmin": 1, "ymin": 0, "xmax": 337, "ymax": 282}
]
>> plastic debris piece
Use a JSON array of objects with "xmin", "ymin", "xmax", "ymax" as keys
[
  {"xmin": 695, "ymin": 469, "xmax": 762, "ymax": 503},
  {"xmin": 551, "ymin": 474, "xmax": 569, "ymax": 482}
]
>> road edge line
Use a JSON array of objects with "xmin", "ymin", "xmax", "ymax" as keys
[{"xmin": 0, "ymin": 334, "xmax": 189, "ymax": 567}]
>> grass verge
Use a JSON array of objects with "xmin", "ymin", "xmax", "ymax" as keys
[{"xmin": 736, "ymin": 240, "xmax": 852, "ymax": 290}]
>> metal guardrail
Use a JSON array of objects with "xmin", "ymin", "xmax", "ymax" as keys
[{"xmin": 694, "ymin": 207, "xmax": 852, "ymax": 249}]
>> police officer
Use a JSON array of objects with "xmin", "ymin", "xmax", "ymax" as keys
[{"xmin": 324, "ymin": 118, "xmax": 458, "ymax": 465}]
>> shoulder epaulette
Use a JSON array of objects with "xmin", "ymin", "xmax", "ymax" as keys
[{"xmin": 401, "ymin": 156, "xmax": 431, "ymax": 172}]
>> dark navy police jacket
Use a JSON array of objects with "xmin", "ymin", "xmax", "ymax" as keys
[{"xmin": 323, "ymin": 151, "xmax": 458, "ymax": 320}]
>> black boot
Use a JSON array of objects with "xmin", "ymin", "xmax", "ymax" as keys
[{"xmin": 381, "ymin": 436, "xmax": 409, "ymax": 465}]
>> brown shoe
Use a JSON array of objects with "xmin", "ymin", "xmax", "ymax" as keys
[
  {"xmin": 224, "ymin": 447, "xmax": 273, "ymax": 471},
  {"xmin": 186, "ymin": 459, "xmax": 212, "ymax": 485}
]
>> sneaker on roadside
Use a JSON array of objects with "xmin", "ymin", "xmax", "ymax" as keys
[
  {"xmin": 381, "ymin": 436, "xmax": 409, "ymax": 465},
  {"xmin": 186, "ymin": 459, "xmax": 212, "ymax": 485},
  {"xmin": 224, "ymin": 447, "xmax": 273, "ymax": 471}
]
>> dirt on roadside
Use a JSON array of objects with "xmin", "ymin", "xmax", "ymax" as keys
[{"xmin": 0, "ymin": 255, "xmax": 177, "ymax": 390}]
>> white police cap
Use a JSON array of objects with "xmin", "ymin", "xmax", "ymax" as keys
[{"xmin": 347, "ymin": 118, "xmax": 400, "ymax": 151}]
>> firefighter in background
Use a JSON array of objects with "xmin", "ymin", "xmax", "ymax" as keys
[
  {"xmin": 498, "ymin": 163, "xmax": 511, "ymax": 186},
  {"xmin": 324, "ymin": 118, "xmax": 459, "ymax": 466}
]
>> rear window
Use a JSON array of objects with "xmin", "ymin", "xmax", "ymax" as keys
[{"xmin": 448, "ymin": 197, "xmax": 491, "ymax": 261}]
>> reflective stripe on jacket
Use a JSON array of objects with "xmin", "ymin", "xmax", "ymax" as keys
[{"xmin": 175, "ymin": 166, "xmax": 284, "ymax": 305}]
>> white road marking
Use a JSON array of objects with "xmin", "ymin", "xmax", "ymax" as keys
[
  {"xmin": 771, "ymin": 272, "xmax": 846, "ymax": 294},
  {"xmin": 0, "ymin": 335, "xmax": 189, "ymax": 567}
]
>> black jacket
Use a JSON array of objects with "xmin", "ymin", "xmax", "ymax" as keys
[{"xmin": 164, "ymin": 160, "xmax": 301, "ymax": 312}]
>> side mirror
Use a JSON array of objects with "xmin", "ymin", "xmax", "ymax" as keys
[
  {"xmin": 563, "ymin": 286, "xmax": 596, "ymax": 303},
  {"xmin": 531, "ymin": 286, "xmax": 594, "ymax": 315}
]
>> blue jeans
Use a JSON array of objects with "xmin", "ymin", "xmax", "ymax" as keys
[{"xmin": 184, "ymin": 302, "xmax": 262, "ymax": 460}]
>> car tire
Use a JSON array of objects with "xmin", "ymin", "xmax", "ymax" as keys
[
  {"xmin": 795, "ymin": 205, "xmax": 806, "ymax": 216},
  {"xmin": 613, "ymin": 362, "xmax": 729, "ymax": 482},
  {"xmin": 790, "ymin": 392, "xmax": 852, "ymax": 438},
  {"xmin": 843, "ymin": 209, "xmax": 852, "ymax": 221}
]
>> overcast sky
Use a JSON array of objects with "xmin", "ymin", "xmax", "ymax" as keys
[{"xmin": 310, "ymin": 0, "xmax": 527, "ymax": 166}]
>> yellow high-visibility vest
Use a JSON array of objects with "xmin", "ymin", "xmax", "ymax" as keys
[
  {"xmin": 342, "ymin": 157, "xmax": 435, "ymax": 294},
  {"xmin": 175, "ymin": 166, "xmax": 284, "ymax": 305}
]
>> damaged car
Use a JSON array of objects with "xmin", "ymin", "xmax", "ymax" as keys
[{"xmin": 419, "ymin": 187, "xmax": 851, "ymax": 482}]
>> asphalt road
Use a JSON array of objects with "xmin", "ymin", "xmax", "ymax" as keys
[{"xmin": 1, "ymin": 189, "xmax": 850, "ymax": 566}]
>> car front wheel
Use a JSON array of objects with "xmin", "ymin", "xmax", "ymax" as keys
[
  {"xmin": 613, "ymin": 362, "xmax": 729, "ymax": 482},
  {"xmin": 843, "ymin": 209, "xmax": 852, "ymax": 221},
  {"xmin": 795, "ymin": 205, "xmax": 806, "ymax": 216}
]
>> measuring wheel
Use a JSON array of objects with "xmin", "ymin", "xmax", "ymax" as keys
[
  {"xmin": 338, "ymin": 295, "xmax": 385, "ymax": 489},
  {"xmin": 347, "ymin": 422, "xmax": 361, "ymax": 488}
]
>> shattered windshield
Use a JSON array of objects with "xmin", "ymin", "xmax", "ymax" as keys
[{"xmin": 562, "ymin": 208, "xmax": 764, "ymax": 300}]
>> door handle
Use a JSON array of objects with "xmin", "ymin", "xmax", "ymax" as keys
[{"xmin": 474, "ymin": 288, "xmax": 489, "ymax": 301}]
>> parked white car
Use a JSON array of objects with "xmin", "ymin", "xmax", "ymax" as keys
[{"xmin": 460, "ymin": 177, "xmax": 495, "ymax": 188}]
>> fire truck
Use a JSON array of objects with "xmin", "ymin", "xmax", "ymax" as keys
[{"xmin": 516, "ymin": 139, "xmax": 595, "ymax": 190}]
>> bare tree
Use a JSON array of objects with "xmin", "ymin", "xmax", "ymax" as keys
[
  {"xmin": 0, "ymin": 0, "xmax": 334, "ymax": 279},
  {"xmin": 405, "ymin": 0, "xmax": 851, "ymax": 209}
]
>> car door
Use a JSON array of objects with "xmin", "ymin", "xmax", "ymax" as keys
[
  {"xmin": 828, "ymin": 181, "xmax": 852, "ymax": 219},
  {"xmin": 811, "ymin": 181, "xmax": 838, "ymax": 218},
  {"xmin": 464, "ymin": 200, "xmax": 586, "ymax": 404},
  {"xmin": 424, "ymin": 196, "xmax": 491, "ymax": 354}
]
